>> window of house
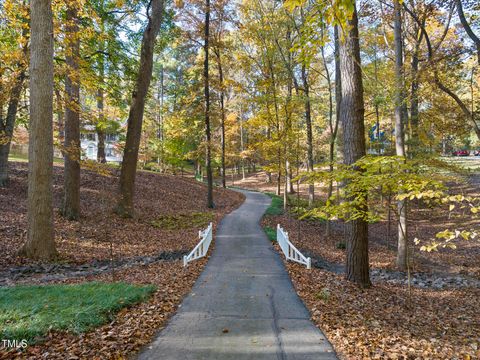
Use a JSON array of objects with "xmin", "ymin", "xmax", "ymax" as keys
[
  {"xmin": 106, "ymin": 147, "xmax": 114, "ymax": 157},
  {"xmin": 106, "ymin": 133, "xmax": 117, "ymax": 142},
  {"xmin": 87, "ymin": 145, "xmax": 95, "ymax": 158}
]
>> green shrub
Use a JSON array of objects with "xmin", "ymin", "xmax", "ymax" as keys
[{"xmin": 265, "ymin": 193, "xmax": 284, "ymax": 216}]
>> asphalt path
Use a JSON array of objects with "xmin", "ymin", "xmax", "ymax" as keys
[{"xmin": 138, "ymin": 189, "xmax": 337, "ymax": 360}]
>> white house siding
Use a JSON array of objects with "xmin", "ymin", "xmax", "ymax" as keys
[{"xmin": 80, "ymin": 133, "xmax": 122, "ymax": 163}]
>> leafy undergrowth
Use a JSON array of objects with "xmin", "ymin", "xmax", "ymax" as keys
[
  {"xmin": 0, "ymin": 162, "xmax": 244, "ymax": 270},
  {"xmin": 2, "ymin": 260, "xmax": 207, "ymax": 359},
  {"xmin": 264, "ymin": 193, "xmax": 284, "ymax": 216},
  {"xmin": 0, "ymin": 282, "xmax": 155, "ymax": 343},
  {"xmin": 285, "ymin": 262, "xmax": 480, "ymax": 359}
]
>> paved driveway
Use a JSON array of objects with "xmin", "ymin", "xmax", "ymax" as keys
[{"xmin": 138, "ymin": 190, "xmax": 337, "ymax": 359}]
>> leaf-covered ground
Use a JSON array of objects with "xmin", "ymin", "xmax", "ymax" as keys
[
  {"xmin": 2, "ymin": 260, "xmax": 208, "ymax": 359},
  {"xmin": 0, "ymin": 162, "xmax": 244, "ymax": 359},
  {"xmin": 285, "ymin": 261, "xmax": 480, "ymax": 359},
  {"xmin": 0, "ymin": 282, "xmax": 155, "ymax": 343},
  {"xmin": 244, "ymin": 170, "xmax": 480, "ymax": 277},
  {"xmin": 254, "ymin": 171, "xmax": 480, "ymax": 359},
  {"xmin": 0, "ymin": 162, "xmax": 244, "ymax": 270},
  {"xmin": 264, "ymin": 211, "xmax": 480, "ymax": 358}
]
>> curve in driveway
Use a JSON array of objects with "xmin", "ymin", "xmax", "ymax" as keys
[{"xmin": 138, "ymin": 189, "xmax": 337, "ymax": 360}]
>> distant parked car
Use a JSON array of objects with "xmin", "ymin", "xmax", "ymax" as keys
[
  {"xmin": 453, "ymin": 150, "xmax": 470, "ymax": 156},
  {"xmin": 474, "ymin": 150, "xmax": 480, "ymax": 156}
]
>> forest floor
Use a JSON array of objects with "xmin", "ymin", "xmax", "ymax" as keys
[
  {"xmin": 244, "ymin": 168, "xmax": 480, "ymax": 359},
  {"xmin": 0, "ymin": 162, "xmax": 244, "ymax": 359},
  {"xmin": 238, "ymin": 166, "xmax": 480, "ymax": 278}
]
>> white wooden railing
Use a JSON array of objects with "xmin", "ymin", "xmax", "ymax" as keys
[
  {"xmin": 276, "ymin": 224, "xmax": 311, "ymax": 269},
  {"xmin": 183, "ymin": 222, "xmax": 213, "ymax": 267}
]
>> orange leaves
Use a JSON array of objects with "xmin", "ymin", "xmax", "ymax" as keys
[
  {"xmin": 0, "ymin": 161, "xmax": 244, "ymax": 270},
  {"xmin": 286, "ymin": 263, "xmax": 480, "ymax": 359},
  {"xmin": 1, "ymin": 162, "xmax": 245, "ymax": 359},
  {"xmin": 6, "ymin": 261, "xmax": 207, "ymax": 359}
]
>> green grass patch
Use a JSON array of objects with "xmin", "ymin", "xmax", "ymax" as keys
[
  {"xmin": 0, "ymin": 282, "xmax": 155, "ymax": 343},
  {"xmin": 151, "ymin": 211, "xmax": 214, "ymax": 230},
  {"xmin": 9, "ymin": 152, "xmax": 63, "ymax": 164},
  {"xmin": 264, "ymin": 193, "xmax": 284, "ymax": 216},
  {"xmin": 263, "ymin": 226, "xmax": 276, "ymax": 242}
]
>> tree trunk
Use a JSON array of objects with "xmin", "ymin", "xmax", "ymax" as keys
[
  {"xmin": 204, "ymin": 0, "xmax": 214, "ymax": 208},
  {"xmin": 334, "ymin": 25, "xmax": 343, "ymax": 163},
  {"xmin": 334, "ymin": 25, "xmax": 343, "ymax": 211},
  {"xmin": 97, "ymin": 125, "xmax": 106, "ymax": 162},
  {"xmin": 286, "ymin": 159, "xmax": 294, "ymax": 194},
  {"xmin": 394, "ymin": 0, "xmax": 408, "ymax": 271},
  {"xmin": 266, "ymin": 126, "xmax": 272, "ymax": 183},
  {"xmin": 239, "ymin": 111, "xmax": 246, "ymax": 180},
  {"xmin": 0, "ymin": 143, "xmax": 10, "ymax": 187},
  {"xmin": 321, "ymin": 31, "xmax": 337, "ymax": 235},
  {"xmin": 339, "ymin": 4, "xmax": 370, "ymax": 287},
  {"xmin": 55, "ymin": 91, "xmax": 65, "ymax": 147},
  {"xmin": 157, "ymin": 64, "xmax": 164, "ymax": 167},
  {"xmin": 116, "ymin": 0, "xmax": 165, "ymax": 217},
  {"xmin": 0, "ymin": 21, "xmax": 28, "ymax": 187},
  {"xmin": 276, "ymin": 161, "xmax": 281, "ymax": 196},
  {"xmin": 20, "ymin": 0, "xmax": 57, "ymax": 260},
  {"xmin": 62, "ymin": 3, "xmax": 81, "ymax": 220},
  {"xmin": 456, "ymin": 0, "xmax": 480, "ymax": 65},
  {"xmin": 0, "ymin": 73, "xmax": 25, "ymax": 186},
  {"xmin": 215, "ymin": 48, "xmax": 226, "ymax": 188},
  {"xmin": 301, "ymin": 64, "xmax": 314, "ymax": 206},
  {"xmin": 96, "ymin": 48, "xmax": 106, "ymax": 163},
  {"xmin": 403, "ymin": 2, "xmax": 480, "ymax": 141},
  {"xmin": 409, "ymin": 20, "xmax": 422, "ymax": 154}
]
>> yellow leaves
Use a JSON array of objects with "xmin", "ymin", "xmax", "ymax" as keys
[
  {"xmin": 174, "ymin": 0, "xmax": 185, "ymax": 9},
  {"xmin": 0, "ymin": 131, "xmax": 12, "ymax": 146},
  {"xmin": 418, "ymin": 228, "xmax": 478, "ymax": 252},
  {"xmin": 283, "ymin": 0, "xmax": 306, "ymax": 12},
  {"xmin": 81, "ymin": 160, "xmax": 114, "ymax": 177},
  {"xmin": 113, "ymin": 0, "xmax": 126, "ymax": 7}
]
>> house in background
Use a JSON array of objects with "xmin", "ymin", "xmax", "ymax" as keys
[{"xmin": 80, "ymin": 125, "xmax": 123, "ymax": 163}]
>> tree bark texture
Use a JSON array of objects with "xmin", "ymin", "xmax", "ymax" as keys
[
  {"xmin": 301, "ymin": 64, "xmax": 314, "ymax": 206},
  {"xmin": 62, "ymin": 3, "xmax": 81, "ymax": 220},
  {"xmin": 215, "ymin": 48, "xmax": 226, "ymax": 188},
  {"xmin": 97, "ymin": 47, "xmax": 106, "ymax": 163},
  {"xmin": 394, "ymin": 0, "xmax": 408, "ymax": 271},
  {"xmin": 0, "ymin": 73, "xmax": 25, "ymax": 186},
  {"xmin": 116, "ymin": 0, "xmax": 165, "ymax": 217},
  {"xmin": 21, "ymin": 0, "xmax": 57, "ymax": 260},
  {"xmin": 204, "ymin": 0, "xmax": 214, "ymax": 208},
  {"xmin": 339, "ymin": 5, "xmax": 371, "ymax": 287}
]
